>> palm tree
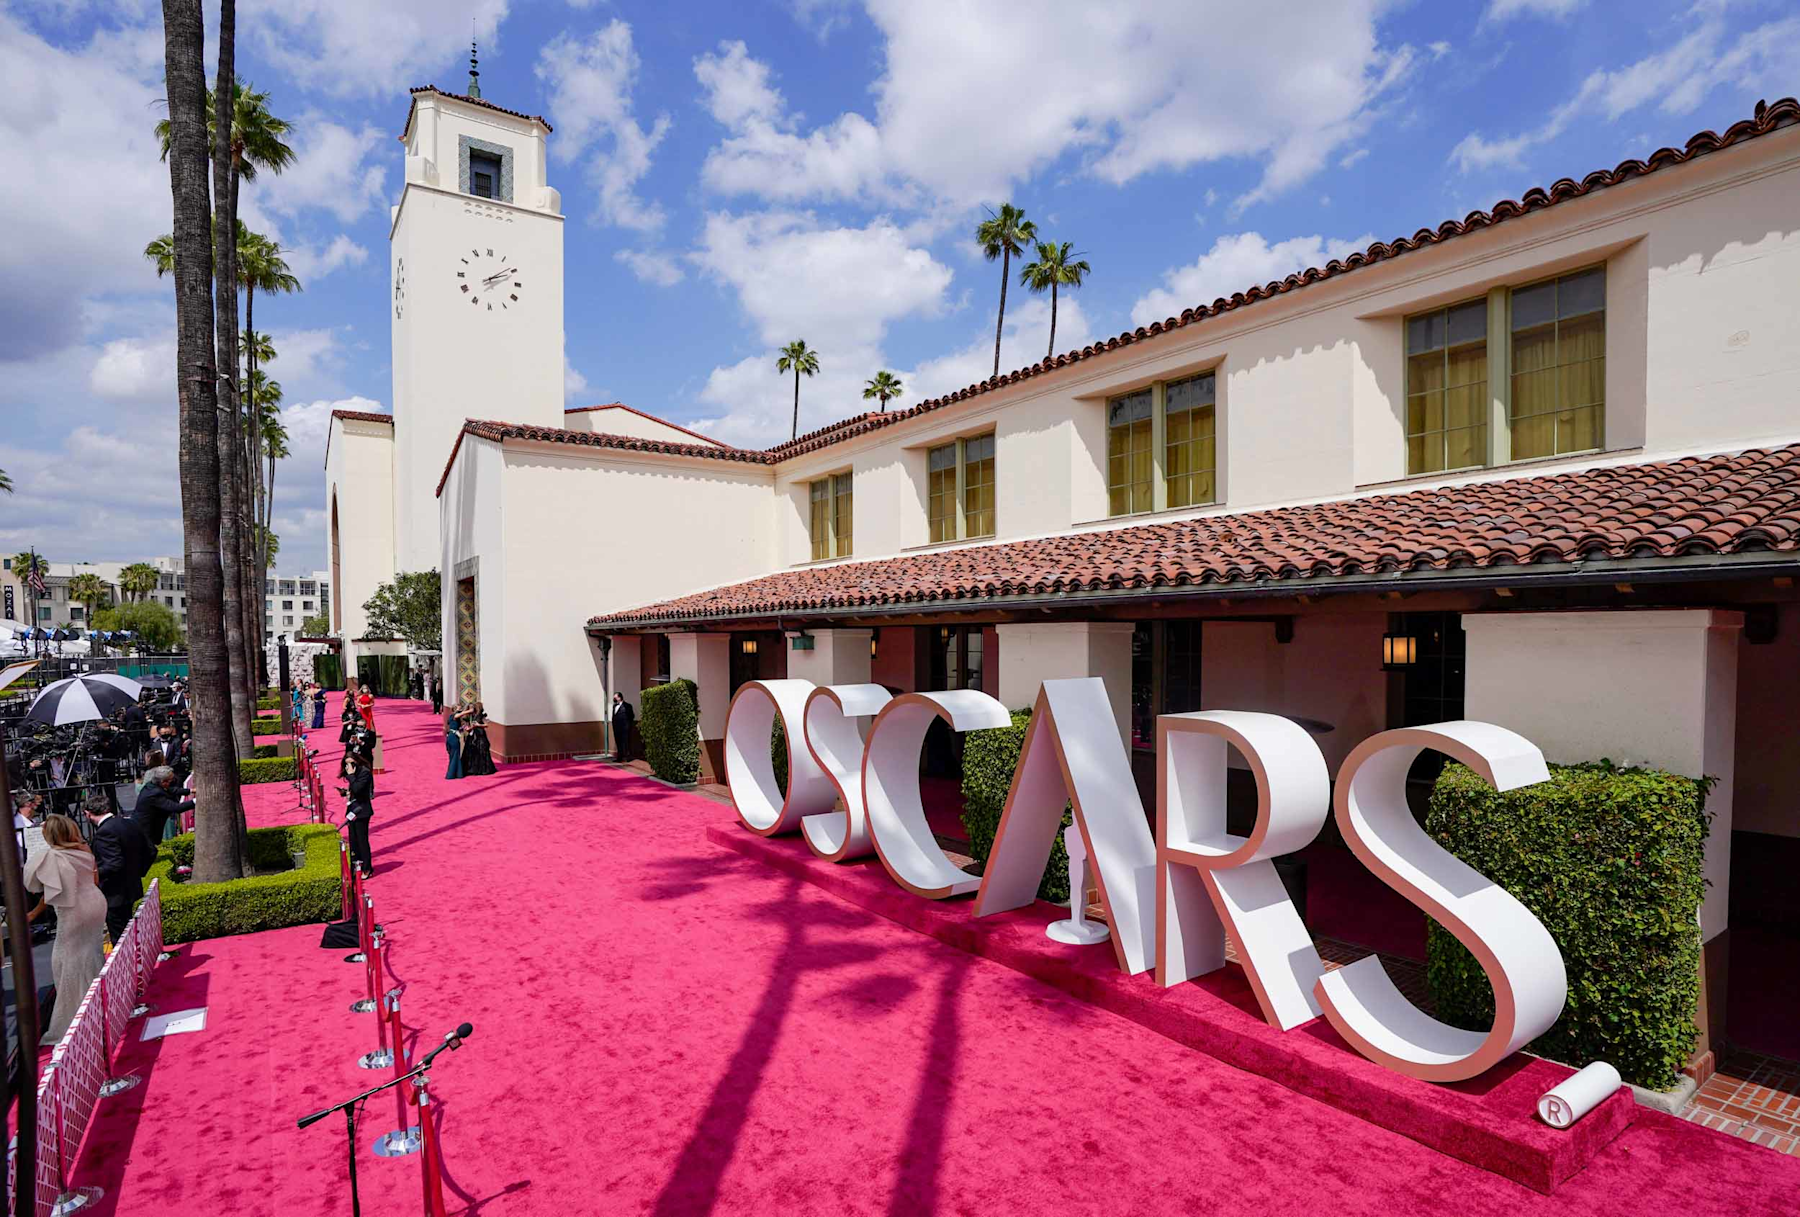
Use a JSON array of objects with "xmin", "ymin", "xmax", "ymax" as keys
[
  {"xmin": 1019, "ymin": 240, "xmax": 1091, "ymax": 360},
  {"xmin": 776, "ymin": 340, "xmax": 821, "ymax": 441},
  {"xmin": 260, "ymin": 400, "xmax": 290, "ymax": 582},
  {"xmin": 161, "ymin": 0, "xmax": 246, "ymax": 881},
  {"xmin": 11, "ymin": 551, "xmax": 47, "ymax": 628},
  {"xmin": 255, "ymin": 526, "xmax": 279, "ymax": 567},
  {"xmin": 236, "ymin": 234, "xmax": 298, "ymax": 646},
  {"xmin": 119, "ymin": 563, "xmax": 160, "ymax": 602},
  {"xmin": 862, "ymin": 371, "xmax": 904, "ymax": 412},
  {"xmin": 66, "ymin": 574, "xmax": 107, "ymax": 631},
  {"xmin": 0, "ymin": 468, "xmax": 11, "ymax": 493},
  {"xmin": 976, "ymin": 204, "xmax": 1037, "ymax": 379}
]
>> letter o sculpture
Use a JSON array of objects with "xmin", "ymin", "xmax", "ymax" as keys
[
  {"xmin": 862, "ymin": 690, "xmax": 1011, "ymax": 898},
  {"xmin": 723, "ymin": 679, "xmax": 836, "ymax": 836},
  {"xmin": 1314, "ymin": 722, "xmax": 1568, "ymax": 1082}
]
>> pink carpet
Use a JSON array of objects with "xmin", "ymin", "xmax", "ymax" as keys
[{"xmin": 65, "ymin": 701, "xmax": 1800, "ymax": 1215}]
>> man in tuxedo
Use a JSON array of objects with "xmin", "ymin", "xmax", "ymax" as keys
[
  {"xmin": 134, "ymin": 765, "xmax": 194, "ymax": 842},
  {"xmin": 88, "ymin": 795, "xmax": 154, "ymax": 943}
]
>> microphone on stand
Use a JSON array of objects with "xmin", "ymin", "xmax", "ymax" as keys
[{"xmin": 421, "ymin": 1022, "xmax": 474, "ymax": 1069}]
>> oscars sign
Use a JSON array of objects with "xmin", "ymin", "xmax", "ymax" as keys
[{"xmin": 724, "ymin": 676, "xmax": 1567, "ymax": 1084}]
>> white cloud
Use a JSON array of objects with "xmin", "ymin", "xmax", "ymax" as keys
[
  {"xmin": 694, "ymin": 3, "xmax": 1416, "ymax": 215},
  {"xmin": 88, "ymin": 335, "xmax": 176, "ymax": 403},
  {"xmin": 909, "ymin": 296, "xmax": 1095, "ymax": 402},
  {"xmin": 564, "ymin": 357, "xmax": 589, "ymax": 402},
  {"xmin": 1338, "ymin": 148, "xmax": 1371, "ymax": 169},
  {"xmin": 253, "ymin": 118, "xmax": 389, "ymax": 225},
  {"xmin": 614, "ymin": 249, "xmax": 685, "ymax": 287},
  {"xmin": 263, "ymin": 328, "xmax": 344, "ymax": 389},
  {"xmin": 285, "ymin": 235, "xmax": 370, "ymax": 282},
  {"xmin": 249, "ymin": 0, "xmax": 509, "ymax": 99},
  {"xmin": 536, "ymin": 21, "xmax": 670, "ymax": 232},
  {"xmin": 1130, "ymin": 230, "xmax": 1374, "ymax": 327},
  {"xmin": 1483, "ymin": 0, "xmax": 1584, "ymax": 22},
  {"xmin": 1450, "ymin": 14, "xmax": 1800, "ymax": 173}
]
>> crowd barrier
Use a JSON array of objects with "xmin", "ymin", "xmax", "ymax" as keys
[{"xmin": 9, "ymin": 880, "xmax": 164, "ymax": 1217}]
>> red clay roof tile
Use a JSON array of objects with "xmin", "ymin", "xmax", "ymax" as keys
[{"xmin": 587, "ymin": 444, "xmax": 1800, "ymax": 626}]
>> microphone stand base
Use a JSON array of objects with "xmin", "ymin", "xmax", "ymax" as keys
[
  {"xmin": 349, "ymin": 998, "xmax": 377, "ymax": 1013},
  {"xmin": 343, "ymin": 952, "xmax": 366, "ymax": 964},
  {"xmin": 357, "ymin": 1048, "xmax": 394, "ymax": 1070},
  {"xmin": 372, "ymin": 1127, "xmax": 421, "ymax": 1158},
  {"xmin": 51, "ymin": 1186, "xmax": 104, "ymax": 1216},
  {"xmin": 99, "ymin": 1074, "xmax": 142, "ymax": 1098}
]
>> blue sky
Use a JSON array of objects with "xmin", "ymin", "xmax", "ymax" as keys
[{"xmin": 0, "ymin": 0, "xmax": 1794, "ymax": 576}]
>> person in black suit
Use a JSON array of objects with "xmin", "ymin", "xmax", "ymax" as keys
[
  {"xmin": 340, "ymin": 751, "xmax": 375, "ymax": 879},
  {"xmin": 134, "ymin": 766, "xmax": 194, "ymax": 842},
  {"xmin": 121, "ymin": 696, "xmax": 150, "ymax": 759},
  {"xmin": 87, "ymin": 795, "xmax": 154, "ymax": 943}
]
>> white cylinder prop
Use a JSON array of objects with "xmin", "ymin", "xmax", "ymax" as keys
[
  {"xmin": 1047, "ymin": 825, "xmax": 1110, "ymax": 946},
  {"xmin": 1536, "ymin": 1062, "xmax": 1622, "ymax": 1129}
]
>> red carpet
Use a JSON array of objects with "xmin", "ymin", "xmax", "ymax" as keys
[{"xmin": 66, "ymin": 700, "xmax": 1800, "ymax": 1215}]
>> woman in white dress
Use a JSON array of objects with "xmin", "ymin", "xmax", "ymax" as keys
[{"xmin": 24, "ymin": 814, "xmax": 109, "ymax": 1043}]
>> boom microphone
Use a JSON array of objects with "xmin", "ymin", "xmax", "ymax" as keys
[{"xmin": 421, "ymin": 1021, "xmax": 475, "ymax": 1068}]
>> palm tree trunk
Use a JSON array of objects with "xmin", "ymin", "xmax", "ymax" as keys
[
  {"xmin": 1048, "ymin": 281, "xmax": 1058, "ymax": 360},
  {"xmin": 993, "ymin": 249, "xmax": 1010, "ymax": 379},
  {"xmin": 244, "ymin": 284, "xmax": 268, "ymax": 693},
  {"xmin": 791, "ymin": 369, "xmax": 800, "ymax": 441},
  {"xmin": 162, "ymin": 0, "xmax": 244, "ymax": 884}
]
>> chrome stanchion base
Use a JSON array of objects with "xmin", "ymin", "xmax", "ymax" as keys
[
  {"xmin": 99, "ymin": 1074, "xmax": 142, "ymax": 1098},
  {"xmin": 156, "ymin": 951, "xmax": 175, "ymax": 962},
  {"xmin": 357, "ymin": 1048, "xmax": 394, "ymax": 1070},
  {"xmin": 51, "ymin": 1186, "xmax": 104, "ymax": 1215},
  {"xmin": 343, "ymin": 952, "xmax": 366, "ymax": 964},
  {"xmin": 372, "ymin": 1127, "xmax": 421, "ymax": 1158},
  {"xmin": 349, "ymin": 998, "xmax": 377, "ymax": 1013},
  {"xmin": 130, "ymin": 1003, "xmax": 149, "ymax": 1018}
]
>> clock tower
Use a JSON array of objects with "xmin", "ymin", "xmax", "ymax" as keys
[{"xmin": 389, "ymin": 67, "xmax": 565, "ymax": 575}]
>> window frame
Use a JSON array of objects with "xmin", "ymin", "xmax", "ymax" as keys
[
  {"xmin": 1106, "ymin": 370, "xmax": 1219, "ymax": 519},
  {"xmin": 925, "ymin": 432, "xmax": 998, "ymax": 543},
  {"xmin": 1402, "ymin": 263, "xmax": 1607, "ymax": 476},
  {"xmin": 808, "ymin": 471, "xmax": 855, "ymax": 561}
]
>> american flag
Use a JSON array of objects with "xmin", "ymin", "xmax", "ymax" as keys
[{"xmin": 24, "ymin": 552, "xmax": 45, "ymax": 595}]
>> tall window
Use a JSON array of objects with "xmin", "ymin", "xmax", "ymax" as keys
[
  {"xmin": 926, "ymin": 434, "xmax": 998, "ymax": 543},
  {"xmin": 469, "ymin": 151, "xmax": 502, "ymax": 199},
  {"xmin": 1107, "ymin": 389, "xmax": 1154, "ymax": 516},
  {"xmin": 810, "ymin": 473, "xmax": 854, "ymax": 560},
  {"xmin": 930, "ymin": 626, "xmax": 985, "ymax": 691},
  {"xmin": 1403, "ymin": 266, "xmax": 1605, "ymax": 474},
  {"xmin": 1164, "ymin": 374, "xmax": 1217, "ymax": 509},
  {"xmin": 1108, "ymin": 371, "xmax": 1218, "ymax": 517},
  {"xmin": 1129, "ymin": 620, "xmax": 1204, "ymax": 750},
  {"xmin": 1406, "ymin": 299, "xmax": 1488, "ymax": 474},
  {"xmin": 1510, "ymin": 267, "xmax": 1605, "ymax": 460}
]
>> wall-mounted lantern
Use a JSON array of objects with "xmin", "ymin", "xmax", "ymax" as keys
[
  {"xmin": 740, "ymin": 638, "xmax": 758, "ymax": 656},
  {"xmin": 1381, "ymin": 633, "xmax": 1417, "ymax": 670}
]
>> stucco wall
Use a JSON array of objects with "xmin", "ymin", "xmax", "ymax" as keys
[
  {"xmin": 324, "ymin": 421, "xmax": 396, "ymax": 654},
  {"xmin": 561, "ymin": 406, "xmax": 723, "ymax": 446}
]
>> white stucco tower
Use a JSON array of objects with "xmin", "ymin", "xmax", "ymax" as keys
[{"xmin": 389, "ymin": 81, "xmax": 566, "ymax": 574}]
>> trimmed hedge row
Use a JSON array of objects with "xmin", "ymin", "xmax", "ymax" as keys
[
  {"xmin": 240, "ymin": 756, "xmax": 297, "ymax": 784},
  {"xmin": 641, "ymin": 678, "xmax": 699, "ymax": 784},
  {"xmin": 1425, "ymin": 760, "xmax": 1711, "ymax": 1091},
  {"xmin": 151, "ymin": 824, "xmax": 342, "ymax": 943},
  {"xmin": 961, "ymin": 707, "xmax": 1070, "ymax": 902},
  {"xmin": 252, "ymin": 743, "xmax": 279, "ymax": 759},
  {"xmin": 256, "ymin": 695, "xmax": 281, "ymax": 712}
]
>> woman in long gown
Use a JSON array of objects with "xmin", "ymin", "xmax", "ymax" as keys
[
  {"xmin": 356, "ymin": 683, "xmax": 386, "ymax": 773},
  {"xmin": 462, "ymin": 702, "xmax": 498, "ymax": 776},
  {"xmin": 24, "ymin": 815, "xmax": 108, "ymax": 1044},
  {"xmin": 444, "ymin": 703, "xmax": 466, "ymax": 780},
  {"xmin": 310, "ymin": 683, "xmax": 326, "ymax": 730}
]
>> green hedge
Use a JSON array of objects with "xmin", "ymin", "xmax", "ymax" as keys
[
  {"xmin": 151, "ymin": 824, "xmax": 342, "ymax": 943},
  {"xmin": 239, "ymin": 756, "xmax": 297, "ymax": 784},
  {"xmin": 1425, "ymin": 760, "xmax": 1711, "ymax": 1091},
  {"xmin": 641, "ymin": 679, "xmax": 700, "ymax": 784},
  {"xmin": 252, "ymin": 743, "xmax": 279, "ymax": 759},
  {"xmin": 256, "ymin": 695, "xmax": 281, "ymax": 712},
  {"xmin": 772, "ymin": 718, "xmax": 788, "ymax": 795},
  {"xmin": 962, "ymin": 708, "xmax": 1070, "ymax": 902}
]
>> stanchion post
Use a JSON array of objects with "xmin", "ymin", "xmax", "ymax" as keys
[{"xmin": 415, "ymin": 1076, "xmax": 449, "ymax": 1217}]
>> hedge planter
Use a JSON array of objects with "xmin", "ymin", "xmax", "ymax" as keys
[
  {"xmin": 962, "ymin": 707, "xmax": 1071, "ymax": 902},
  {"xmin": 1425, "ymin": 760, "xmax": 1711, "ymax": 1091},
  {"xmin": 641, "ymin": 679, "xmax": 700, "ymax": 785},
  {"xmin": 240, "ymin": 756, "xmax": 298, "ymax": 784},
  {"xmin": 151, "ymin": 824, "xmax": 342, "ymax": 943}
]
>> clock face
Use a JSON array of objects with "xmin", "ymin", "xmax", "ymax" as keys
[
  {"xmin": 393, "ymin": 258, "xmax": 406, "ymax": 319},
  {"xmin": 457, "ymin": 247, "xmax": 523, "ymax": 314}
]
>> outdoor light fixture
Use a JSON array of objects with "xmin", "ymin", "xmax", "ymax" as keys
[
  {"xmin": 870, "ymin": 635, "xmax": 878, "ymax": 658},
  {"xmin": 1381, "ymin": 633, "xmax": 1417, "ymax": 669},
  {"xmin": 740, "ymin": 638, "xmax": 758, "ymax": 655},
  {"xmin": 788, "ymin": 630, "xmax": 814, "ymax": 652}
]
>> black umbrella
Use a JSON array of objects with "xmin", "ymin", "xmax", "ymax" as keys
[{"xmin": 26, "ymin": 675, "xmax": 140, "ymax": 726}]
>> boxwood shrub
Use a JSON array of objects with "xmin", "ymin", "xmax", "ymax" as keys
[
  {"xmin": 151, "ymin": 824, "xmax": 342, "ymax": 943},
  {"xmin": 252, "ymin": 743, "xmax": 280, "ymax": 759},
  {"xmin": 771, "ymin": 718, "xmax": 788, "ymax": 795},
  {"xmin": 1425, "ymin": 760, "xmax": 1711, "ymax": 1091},
  {"xmin": 240, "ymin": 756, "xmax": 298, "ymax": 784},
  {"xmin": 961, "ymin": 708, "xmax": 1070, "ymax": 902},
  {"xmin": 256, "ymin": 695, "xmax": 281, "ymax": 712},
  {"xmin": 641, "ymin": 678, "xmax": 699, "ymax": 784}
]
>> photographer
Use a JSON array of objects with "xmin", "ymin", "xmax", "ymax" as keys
[
  {"xmin": 134, "ymin": 765, "xmax": 193, "ymax": 842},
  {"xmin": 340, "ymin": 750, "xmax": 375, "ymax": 880}
]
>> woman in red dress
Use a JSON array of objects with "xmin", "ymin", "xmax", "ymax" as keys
[{"xmin": 355, "ymin": 683, "xmax": 386, "ymax": 772}]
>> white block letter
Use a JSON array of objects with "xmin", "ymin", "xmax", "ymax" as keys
[
  {"xmin": 800, "ymin": 683, "xmax": 892, "ymax": 860},
  {"xmin": 724, "ymin": 679, "xmax": 834, "ymax": 836}
]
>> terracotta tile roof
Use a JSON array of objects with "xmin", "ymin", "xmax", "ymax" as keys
[
  {"xmin": 561, "ymin": 402, "xmax": 727, "ymax": 447},
  {"xmin": 434, "ymin": 419, "xmax": 769, "ymax": 497},
  {"xmin": 588, "ymin": 443, "xmax": 1800, "ymax": 626},
  {"xmin": 755, "ymin": 97, "xmax": 1797, "ymax": 463},
  {"xmin": 330, "ymin": 409, "xmax": 394, "ymax": 425},
  {"xmin": 401, "ymin": 87, "xmax": 553, "ymax": 139}
]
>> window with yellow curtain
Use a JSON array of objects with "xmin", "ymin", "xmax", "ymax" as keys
[
  {"xmin": 962, "ymin": 434, "xmax": 996, "ymax": 538},
  {"xmin": 809, "ymin": 479, "xmax": 831, "ymax": 561},
  {"xmin": 1164, "ymin": 372, "xmax": 1217, "ymax": 508},
  {"xmin": 1405, "ymin": 299, "xmax": 1488, "ymax": 474},
  {"xmin": 927, "ymin": 444, "xmax": 957, "ymax": 543},
  {"xmin": 832, "ymin": 473, "xmax": 853, "ymax": 557},
  {"xmin": 1107, "ymin": 389, "xmax": 1153, "ymax": 516},
  {"xmin": 1511, "ymin": 267, "xmax": 1604, "ymax": 460}
]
